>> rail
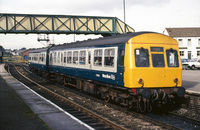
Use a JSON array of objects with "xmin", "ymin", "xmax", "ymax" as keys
[{"xmin": 11, "ymin": 63, "xmax": 127, "ymax": 130}]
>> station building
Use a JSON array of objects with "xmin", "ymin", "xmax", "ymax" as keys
[
  {"xmin": 165, "ymin": 27, "xmax": 200, "ymax": 60},
  {"xmin": 21, "ymin": 49, "xmax": 31, "ymax": 61}
]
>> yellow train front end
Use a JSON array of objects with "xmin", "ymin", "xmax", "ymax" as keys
[{"xmin": 124, "ymin": 33, "xmax": 185, "ymax": 111}]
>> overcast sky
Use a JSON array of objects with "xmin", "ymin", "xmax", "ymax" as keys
[{"xmin": 0, "ymin": 0, "xmax": 200, "ymax": 49}]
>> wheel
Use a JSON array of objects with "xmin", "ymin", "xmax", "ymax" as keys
[{"xmin": 191, "ymin": 65, "xmax": 195, "ymax": 70}]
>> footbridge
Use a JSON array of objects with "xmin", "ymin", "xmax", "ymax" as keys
[{"xmin": 0, "ymin": 13, "xmax": 134, "ymax": 37}]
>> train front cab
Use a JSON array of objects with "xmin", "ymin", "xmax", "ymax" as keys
[{"xmin": 124, "ymin": 33, "xmax": 185, "ymax": 110}]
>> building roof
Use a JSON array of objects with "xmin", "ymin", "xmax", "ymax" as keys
[
  {"xmin": 166, "ymin": 27, "xmax": 200, "ymax": 37},
  {"xmin": 21, "ymin": 49, "xmax": 31, "ymax": 54}
]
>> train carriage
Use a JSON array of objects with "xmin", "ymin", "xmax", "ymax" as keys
[
  {"xmin": 28, "ymin": 47, "xmax": 50, "ymax": 73},
  {"xmin": 28, "ymin": 32, "xmax": 185, "ymax": 112}
]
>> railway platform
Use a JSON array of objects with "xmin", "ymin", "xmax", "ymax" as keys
[
  {"xmin": 0, "ymin": 63, "xmax": 92, "ymax": 130},
  {"xmin": 182, "ymin": 70, "xmax": 200, "ymax": 95}
]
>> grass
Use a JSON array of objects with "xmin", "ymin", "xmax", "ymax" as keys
[{"xmin": 3, "ymin": 56, "xmax": 28, "ymax": 64}]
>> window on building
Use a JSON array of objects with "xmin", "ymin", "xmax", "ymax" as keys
[
  {"xmin": 67, "ymin": 51, "xmax": 72, "ymax": 64},
  {"xmin": 187, "ymin": 39, "xmax": 192, "ymax": 47},
  {"xmin": 178, "ymin": 39, "xmax": 183, "ymax": 46},
  {"xmin": 198, "ymin": 39, "xmax": 200, "ymax": 46},
  {"xmin": 94, "ymin": 49, "xmax": 102, "ymax": 66},
  {"xmin": 79, "ymin": 51, "xmax": 86, "ymax": 65},
  {"xmin": 180, "ymin": 51, "xmax": 184, "ymax": 56},
  {"xmin": 197, "ymin": 51, "xmax": 200, "ymax": 56},
  {"xmin": 104, "ymin": 49, "xmax": 115, "ymax": 67},
  {"xmin": 73, "ymin": 51, "xmax": 78, "ymax": 64}
]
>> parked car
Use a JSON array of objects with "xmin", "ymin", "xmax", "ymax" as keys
[
  {"xmin": 181, "ymin": 59, "xmax": 189, "ymax": 63},
  {"xmin": 182, "ymin": 59, "xmax": 200, "ymax": 70}
]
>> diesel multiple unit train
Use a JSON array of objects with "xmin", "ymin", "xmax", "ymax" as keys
[{"xmin": 28, "ymin": 32, "xmax": 185, "ymax": 112}]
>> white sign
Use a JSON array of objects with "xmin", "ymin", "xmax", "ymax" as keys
[{"xmin": 102, "ymin": 74, "xmax": 115, "ymax": 80}]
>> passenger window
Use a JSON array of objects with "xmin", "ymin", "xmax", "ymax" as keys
[
  {"xmin": 53, "ymin": 52, "xmax": 56, "ymax": 63},
  {"xmin": 50, "ymin": 53, "xmax": 52, "ymax": 63},
  {"xmin": 58, "ymin": 52, "xmax": 60, "ymax": 63},
  {"xmin": 119, "ymin": 50, "xmax": 125, "ymax": 66},
  {"xmin": 67, "ymin": 52, "xmax": 72, "ymax": 64},
  {"xmin": 135, "ymin": 49, "xmax": 149, "ymax": 67},
  {"xmin": 73, "ymin": 51, "xmax": 78, "ymax": 65},
  {"xmin": 64, "ymin": 52, "xmax": 66, "ymax": 63},
  {"xmin": 79, "ymin": 51, "xmax": 86, "ymax": 65},
  {"xmin": 104, "ymin": 49, "xmax": 114, "ymax": 67},
  {"xmin": 41, "ymin": 54, "xmax": 44, "ymax": 62},
  {"xmin": 36, "ymin": 54, "xmax": 38, "ymax": 61},
  {"xmin": 61, "ymin": 53, "xmax": 63, "ymax": 63},
  {"xmin": 28, "ymin": 55, "xmax": 31, "ymax": 61},
  {"xmin": 166, "ymin": 50, "xmax": 179, "ymax": 67},
  {"xmin": 39, "ymin": 54, "xmax": 42, "ymax": 61},
  {"xmin": 152, "ymin": 54, "xmax": 165, "ymax": 67},
  {"xmin": 94, "ymin": 49, "xmax": 102, "ymax": 66},
  {"xmin": 43, "ymin": 54, "xmax": 46, "ymax": 62}
]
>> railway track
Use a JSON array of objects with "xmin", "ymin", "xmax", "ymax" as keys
[
  {"xmin": 7, "ymin": 63, "xmax": 126, "ymax": 130},
  {"xmin": 6, "ymin": 63, "xmax": 200, "ymax": 129},
  {"xmin": 185, "ymin": 92, "xmax": 200, "ymax": 119}
]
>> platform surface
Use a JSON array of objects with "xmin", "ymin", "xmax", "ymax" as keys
[
  {"xmin": 182, "ymin": 70, "xmax": 200, "ymax": 94},
  {"xmin": 0, "ymin": 64, "xmax": 92, "ymax": 130}
]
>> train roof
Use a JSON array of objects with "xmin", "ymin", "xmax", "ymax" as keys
[
  {"xmin": 29, "ymin": 31, "xmax": 158, "ymax": 53},
  {"xmin": 50, "ymin": 32, "xmax": 154, "ymax": 51},
  {"xmin": 29, "ymin": 47, "xmax": 49, "ymax": 53}
]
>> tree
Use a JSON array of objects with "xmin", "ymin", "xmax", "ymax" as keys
[{"xmin": 20, "ymin": 47, "xmax": 26, "ymax": 50}]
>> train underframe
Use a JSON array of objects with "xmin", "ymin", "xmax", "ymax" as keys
[{"xmin": 30, "ymin": 67, "xmax": 186, "ymax": 112}]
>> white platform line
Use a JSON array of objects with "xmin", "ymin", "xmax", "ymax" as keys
[
  {"xmin": 186, "ymin": 90, "xmax": 200, "ymax": 95},
  {"xmin": 20, "ymin": 82, "xmax": 94, "ymax": 130}
]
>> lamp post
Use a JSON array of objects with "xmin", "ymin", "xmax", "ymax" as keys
[
  {"xmin": 123, "ymin": 0, "xmax": 126, "ymax": 23},
  {"xmin": 123, "ymin": 0, "xmax": 126, "ymax": 33}
]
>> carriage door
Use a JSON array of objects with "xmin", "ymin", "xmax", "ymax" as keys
[
  {"xmin": 117, "ymin": 48, "xmax": 125, "ymax": 85},
  {"xmin": 61, "ymin": 52, "xmax": 64, "ymax": 66}
]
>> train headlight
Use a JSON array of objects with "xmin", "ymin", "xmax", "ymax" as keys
[
  {"xmin": 174, "ymin": 78, "xmax": 178, "ymax": 83},
  {"xmin": 138, "ymin": 78, "xmax": 143, "ymax": 84}
]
